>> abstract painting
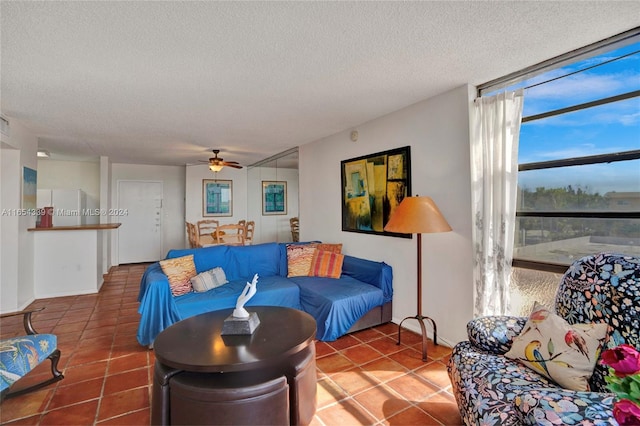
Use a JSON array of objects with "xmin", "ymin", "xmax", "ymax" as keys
[{"xmin": 341, "ymin": 146, "xmax": 411, "ymax": 237}]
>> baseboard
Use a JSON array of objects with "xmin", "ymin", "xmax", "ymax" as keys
[{"xmin": 35, "ymin": 289, "xmax": 99, "ymax": 299}]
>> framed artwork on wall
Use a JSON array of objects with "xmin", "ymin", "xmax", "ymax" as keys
[
  {"xmin": 341, "ymin": 146, "xmax": 411, "ymax": 237},
  {"xmin": 22, "ymin": 166, "xmax": 37, "ymax": 210},
  {"xmin": 203, "ymin": 179, "xmax": 233, "ymax": 217},
  {"xmin": 262, "ymin": 181, "xmax": 287, "ymax": 215}
]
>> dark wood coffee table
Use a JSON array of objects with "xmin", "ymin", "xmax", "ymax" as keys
[{"xmin": 152, "ymin": 306, "xmax": 317, "ymax": 425}]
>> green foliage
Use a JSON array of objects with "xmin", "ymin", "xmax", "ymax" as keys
[{"xmin": 606, "ymin": 368, "xmax": 640, "ymax": 403}]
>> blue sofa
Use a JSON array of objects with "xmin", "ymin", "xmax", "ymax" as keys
[
  {"xmin": 447, "ymin": 253, "xmax": 640, "ymax": 426},
  {"xmin": 137, "ymin": 242, "xmax": 393, "ymax": 346}
]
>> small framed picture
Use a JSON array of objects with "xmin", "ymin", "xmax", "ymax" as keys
[
  {"xmin": 22, "ymin": 166, "xmax": 37, "ymax": 209},
  {"xmin": 203, "ymin": 179, "xmax": 233, "ymax": 217},
  {"xmin": 262, "ymin": 181, "xmax": 287, "ymax": 215}
]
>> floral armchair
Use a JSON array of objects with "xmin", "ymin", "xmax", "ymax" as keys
[
  {"xmin": 0, "ymin": 307, "xmax": 64, "ymax": 401},
  {"xmin": 447, "ymin": 252, "xmax": 640, "ymax": 425}
]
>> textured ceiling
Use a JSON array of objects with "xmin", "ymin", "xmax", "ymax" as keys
[{"xmin": 1, "ymin": 1, "xmax": 638, "ymax": 167}]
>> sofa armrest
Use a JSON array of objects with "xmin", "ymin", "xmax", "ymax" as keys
[
  {"xmin": 467, "ymin": 315, "xmax": 527, "ymax": 354},
  {"xmin": 136, "ymin": 263, "xmax": 182, "ymax": 347},
  {"xmin": 514, "ymin": 388, "xmax": 616, "ymax": 425},
  {"xmin": 341, "ymin": 255, "xmax": 393, "ymax": 302}
]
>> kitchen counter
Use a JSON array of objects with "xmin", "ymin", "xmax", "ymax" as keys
[
  {"xmin": 30, "ymin": 223, "xmax": 121, "ymax": 298},
  {"xmin": 28, "ymin": 223, "xmax": 121, "ymax": 231}
]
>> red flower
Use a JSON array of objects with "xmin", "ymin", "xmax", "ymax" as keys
[
  {"xmin": 601, "ymin": 344, "xmax": 640, "ymax": 378},
  {"xmin": 613, "ymin": 399, "xmax": 640, "ymax": 426}
]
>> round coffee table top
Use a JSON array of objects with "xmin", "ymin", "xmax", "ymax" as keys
[{"xmin": 154, "ymin": 306, "xmax": 316, "ymax": 373}]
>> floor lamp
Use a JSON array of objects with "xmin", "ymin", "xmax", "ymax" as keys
[{"xmin": 384, "ymin": 196, "xmax": 452, "ymax": 361}]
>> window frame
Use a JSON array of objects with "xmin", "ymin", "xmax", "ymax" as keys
[{"xmin": 478, "ymin": 28, "xmax": 640, "ymax": 273}]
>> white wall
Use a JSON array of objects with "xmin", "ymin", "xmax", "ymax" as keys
[
  {"xmin": 37, "ymin": 159, "xmax": 101, "ymax": 224},
  {"xmin": 299, "ymin": 84, "xmax": 475, "ymax": 345},
  {"xmin": 111, "ymin": 163, "xmax": 186, "ymax": 263},
  {"xmin": 0, "ymin": 118, "xmax": 38, "ymax": 312},
  {"xmin": 1, "ymin": 148, "xmax": 21, "ymax": 312},
  {"xmin": 99, "ymin": 156, "xmax": 112, "ymax": 275}
]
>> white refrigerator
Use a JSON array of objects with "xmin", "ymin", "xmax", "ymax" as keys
[{"xmin": 37, "ymin": 189, "xmax": 87, "ymax": 226}]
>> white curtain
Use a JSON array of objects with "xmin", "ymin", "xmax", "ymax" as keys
[{"xmin": 471, "ymin": 89, "xmax": 524, "ymax": 317}]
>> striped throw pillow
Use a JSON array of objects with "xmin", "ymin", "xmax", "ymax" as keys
[
  {"xmin": 190, "ymin": 267, "xmax": 229, "ymax": 292},
  {"xmin": 316, "ymin": 243, "xmax": 342, "ymax": 254},
  {"xmin": 308, "ymin": 250, "xmax": 344, "ymax": 279}
]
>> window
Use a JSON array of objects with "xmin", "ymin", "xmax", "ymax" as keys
[{"xmin": 480, "ymin": 29, "xmax": 640, "ymax": 272}]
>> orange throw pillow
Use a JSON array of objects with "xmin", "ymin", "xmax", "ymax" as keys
[
  {"xmin": 309, "ymin": 250, "xmax": 344, "ymax": 279},
  {"xmin": 316, "ymin": 243, "xmax": 343, "ymax": 254}
]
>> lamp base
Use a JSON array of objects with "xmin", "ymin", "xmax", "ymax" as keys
[{"xmin": 397, "ymin": 315, "xmax": 438, "ymax": 361}]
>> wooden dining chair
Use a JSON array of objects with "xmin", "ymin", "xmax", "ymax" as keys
[
  {"xmin": 244, "ymin": 221, "xmax": 255, "ymax": 245},
  {"xmin": 214, "ymin": 224, "xmax": 245, "ymax": 246},
  {"xmin": 186, "ymin": 222, "xmax": 200, "ymax": 248},
  {"xmin": 197, "ymin": 219, "xmax": 219, "ymax": 246},
  {"xmin": 290, "ymin": 217, "xmax": 299, "ymax": 242}
]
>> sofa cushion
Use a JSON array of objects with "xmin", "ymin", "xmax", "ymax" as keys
[
  {"xmin": 190, "ymin": 267, "xmax": 228, "ymax": 292},
  {"xmin": 467, "ymin": 315, "xmax": 528, "ymax": 354},
  {"xmin": 448, "ymin": 340, "xmax": 554, "ymax": 426},
  {"xmin": 290, "ymin": 275, "xmax": 384, "ymax": 341},
  {"xmin": 167, "ymin": 245, "xmax": 230, "ymax": 273},
  {"xmin": 555, "ymin": 253, "xmax": 640, "ymax": 392},
  {"xmin": 514, "ymin": 388, "xmax": 616, "ymax": 425},
  {"xmin": 226, "ymin": 243, "xmax": 282, "ymax": 279},
  {"xmin": 308, "ymin": 250, "xmax": 344, "ymax": 279},
  {"xmin": 505, "ymin": 302, "xmax": 608, "ymax": 391},
  {"xmin": 160, "ymin": 255, "xmax": 196, "ymax": 296},
  {"xmin": 175, "ymin": 275, "xmax": 302, "ymax": 320}
]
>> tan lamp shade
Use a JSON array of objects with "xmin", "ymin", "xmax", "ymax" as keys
[{"xmin": 383, "ymin": 196, "xmax": 452, "ymax": 234}]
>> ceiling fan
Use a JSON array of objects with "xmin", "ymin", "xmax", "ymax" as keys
[{"xmin": 200, "ymin": 149, "xmax": 243, "ymax": 172}]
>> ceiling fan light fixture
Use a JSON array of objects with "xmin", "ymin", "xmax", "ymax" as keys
[{"xmin": 209, "ymin": 164, "xmax": 224, "ymax": 172}]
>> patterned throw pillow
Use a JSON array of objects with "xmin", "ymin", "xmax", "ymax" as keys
[
  {"xmin": 505, "ymin": 302, "xmax": 609, "ymax": 391},
  {"xmin": 308, "ymin": 250, "xmax": 344, "ymax": 279},
  {"xmin": 190, "ymin": 267, "xmax": 229, "ymax": 292},
  {"xmin": 159, "ymin": 255, "xmax": 196, "ymax": 296},
  {"xmin": 286, "ymin": 244, "xmax": 318, "ymax": 277}
]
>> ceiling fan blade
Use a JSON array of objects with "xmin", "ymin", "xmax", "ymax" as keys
[
  {"xmin": 224, "ymin": 161, "xmax": 240, "ymax": 165},
  {"xmin": 226, "ymin": 164, "xmax": 243, "ymax": 169}
]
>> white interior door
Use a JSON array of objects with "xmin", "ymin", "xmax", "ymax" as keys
[{"xmin": 117, "ymin": 180, "xmax": 163, "ymax": 263}]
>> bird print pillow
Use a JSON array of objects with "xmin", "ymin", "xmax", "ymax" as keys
[{"xmin": 505, "ymin": 301, "xmax": 609, "ymax": 391}]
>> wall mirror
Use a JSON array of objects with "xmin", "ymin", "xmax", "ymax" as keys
[{"xmin": 247, "ymin": 148, "xmax": 299, "ymax": 243}]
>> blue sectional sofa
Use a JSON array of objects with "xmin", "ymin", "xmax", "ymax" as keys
[{"xmin": 137, "ymin": 242, "xmax": 393, "ymax": 346}]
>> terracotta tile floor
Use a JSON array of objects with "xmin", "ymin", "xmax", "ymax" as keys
[{"xmin": 1, "ymin": 264, "xmax": 462, "ymax": 425}]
